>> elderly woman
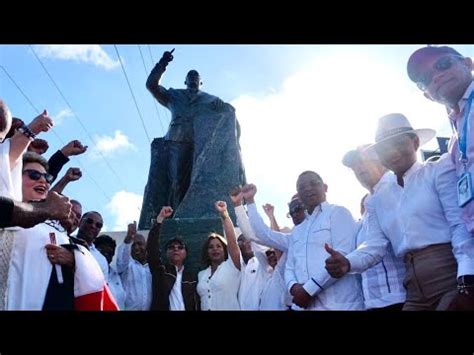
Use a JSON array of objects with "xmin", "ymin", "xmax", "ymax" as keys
[
  {"xmin": 7, "ymin": 152, "xmax": 115, "ymax": 310},
  {"xmin": 196, "ymin": 201, "xmax": 242, "ymax": 310}
]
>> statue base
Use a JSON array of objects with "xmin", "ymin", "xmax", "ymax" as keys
[{"xmin": 159, "ymin": 217, "xmax": 224, "ymax": 276}]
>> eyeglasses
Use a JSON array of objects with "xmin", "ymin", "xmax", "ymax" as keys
[
  {"xmin": 85, "ymin": 217, "xmax": 103, "ymax": 229},
  {"xmin": 23, "ymin": 169, "xmax": 54, "ymax": 183},
  {"xmin": 167, "ymin": 244, "xmax": 185, "ymax": 250},
  {"xmin": 265, "ymin": 250, "xmax": 276, "ymax": 257},
  {"xmin": 289, "ymin": 206, "xmax": 304, "ymax": 216},
  {"xmin": 416, "ymin": 55, "xmax": 462, "ymax": 91}
]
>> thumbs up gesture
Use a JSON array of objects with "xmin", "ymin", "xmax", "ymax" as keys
[{"xmin": 324, "ymin": 243, "xmax": 351, "ymax": 278}]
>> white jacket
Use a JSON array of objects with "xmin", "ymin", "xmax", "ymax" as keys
[{"xmin": 285, "ymin": 202, "xmax": 364, "ymax": 310}]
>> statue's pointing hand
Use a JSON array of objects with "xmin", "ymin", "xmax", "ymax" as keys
[{"xmin": 159, "ymin": 48, "xmax": 175, "ymax": 67}]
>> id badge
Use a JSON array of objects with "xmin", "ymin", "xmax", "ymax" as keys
[
  {"xmin": 457, "ymin": 172, "xmax": 474, "ymax": 207},
  {"xmin": 49, "ymin": 232, "xmax": 57, "ymax": 245}
]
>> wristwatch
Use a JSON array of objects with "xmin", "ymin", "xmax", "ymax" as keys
[{"xmin": 457, "ymin": 275, "xmax": 474, "ymax": 295}]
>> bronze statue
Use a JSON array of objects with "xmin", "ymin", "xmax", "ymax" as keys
[
  {"xmin": 146, "ymin": 49, "xmax": 230, "ymax": 211},
  {"xmin": 140, "ymin": 49, "xmax": 245, "ymax": 229}
]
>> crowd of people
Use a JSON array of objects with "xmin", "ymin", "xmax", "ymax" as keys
[{"xmin": 1, "ymin": 45, "xmax": 474, "ymax": 310}]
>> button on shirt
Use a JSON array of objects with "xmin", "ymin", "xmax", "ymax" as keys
[
  {"xmin": 448, "ymin": 81, "xmax": 474, "ymax": 232},
  {"xmin": 348, "ymin": 157, "xmax": 474, "ymax": 279},
  {"xmin": 117, "ymin": 242, "xmax": 152, "ymax": 311},
  {"xmin": 285, "ymin": 202, "xmax": 363, "ymax": 310}
]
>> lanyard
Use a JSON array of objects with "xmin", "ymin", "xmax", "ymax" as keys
[{"xmin": 459, "ymin": 91, "xmax": 474, "ymax": 170}]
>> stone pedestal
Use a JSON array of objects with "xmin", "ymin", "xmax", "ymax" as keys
[{"xmin": 139, "ymin": 102, "xmax": 245, "ymax": 230}]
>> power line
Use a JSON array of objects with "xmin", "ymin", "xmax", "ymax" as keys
[
  {"xmin": 1, "ymin": 65, "xmax": 40, "ymax": 113},
  {"xmin": 1, "ymin": 65, "xmax": 68, "ymax": 146},
  {"xmin": 147, "ymin": 45, "xmax": 155, "ymax": 64},
  {"xmin": 113, "ymin": 45, "xmax": 152, "ymax": 143},
  {"xmin": 28, "ymin": 45, "xmax": 133, "ymax": 200},
  {"xmin": 137, "ymin": 45, "xmax": 165, "ymax": 134},
  {"xmin": 0, "ymin": 64, "xmax": 114, "ymax": 203}
]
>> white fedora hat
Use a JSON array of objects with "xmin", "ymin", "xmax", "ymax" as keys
[
  {"xmin": 342, "ymin": 144, "xmax": 380, "ymax": 169},
  {"xmin": 368, "ymin": 113, "xmax": 436, "ymax": 150}
]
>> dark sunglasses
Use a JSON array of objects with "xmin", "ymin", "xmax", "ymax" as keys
[
  {"xmin": 85, "ymin": 217, "xmax": 103, "ymax": 229},
  {"xmin": 289, "ymin": 206, "xmax": 304, "ymax": 216},
  {"xmin": 416, "ymin": 55, "xmax": 463, "ymax": 91},
  {"xmin": 167, "ymin": 244, "xmax": 185, "ymax": 250},
  {"xmin": 23, "ymin": 169, "xmax": 54, "ymax": 183},
  {"xmin": 265, "ymin": 250, "xmax": 276, "ymax": 257}
]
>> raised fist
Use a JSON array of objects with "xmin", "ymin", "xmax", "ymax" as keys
[
  {"xmin": 61, "ymin": 140, "xmax": 87, "ymax": 157},
  {"xmin": 65, "ymin": 167, "xmax": 82, "ymax": 182},
  {"xmin": 29, "ymin": 138, "xmax": 49, "ymax": 155},
  {"xmin": 157, "ymin": 206, "xmax": 173, "ymax": 223}
]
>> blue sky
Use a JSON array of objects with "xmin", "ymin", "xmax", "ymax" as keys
[{"xmin": 1, "ymin": 44, "xmax": 473, "ymax": 231}]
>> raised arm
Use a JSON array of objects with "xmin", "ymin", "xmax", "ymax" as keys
[
  {"xmin": 146, "ymin": 206, "xmax": 173, "ymax": 275},
  {"xmin": 262, "ymin": 203, "xmax": 280, "ymax": 231},
  {"xmin": 215, "ymin": 201, "xmax": 241, "ymax": 271},
  {"xmin": 48, "ymin": 140, "xmax": 87, "ymax": 182},
  {"xmin": 145, "ymin": 49, "xmax": 174, "ymax": 107},
  {"xmin": 9, "ymin": 110, "xmax": 53, "ymax": 169},
  {"xmin": 229, "ymin": 188, "xmax": 269, "ymax": 268},
  {"xmin": 116, "ymin": 221, "xmax": 137, "ymax": 274},
  {"xmin": 51, "ymin": 167, "xmax": 82, "ymax": 194},
  {"xmin": 241, "ymin": 184, "xmax": 290, "ymax": 251}
]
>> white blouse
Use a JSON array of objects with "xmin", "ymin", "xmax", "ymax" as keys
[{"xmin": 197, "ymin": 257, "xmax": 241, "ymax": 310}]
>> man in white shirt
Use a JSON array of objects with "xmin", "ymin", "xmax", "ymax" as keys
[
  {"xmin": 341, "ymin": 144, "xmax": 406, "ymax": 310},
  {"xmin": 117, "ymin": 221, "xmax": 152, "ymax": 311},
  {"xmin": 245, "ymin": 172, "xmax": 363, "ymax": 310},
  {"xmin": 326, "ymin": 113, "xmax": 474, "ymax": 310},
  {"xmin": 94, "ymin": 235, "xmax": 126, "ymax": 310},
  {"xmin": 407, "ymin": 46, "xmax": 474, "ymax": 309},
  {"xmin": 76, "ymin": 211, "xmax": 109, "ymax": 280},
  {"xmin": 235, "ymin": 224, "xmax": 270, "ymax": 310},
  {"xmin": 234, "ymin": 187, "xmax": 305, "ymax": 310}
]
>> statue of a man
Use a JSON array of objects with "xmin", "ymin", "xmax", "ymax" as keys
[{"xmin": 146, "ymin": 49, "xmax": 229, "ymax": 212}]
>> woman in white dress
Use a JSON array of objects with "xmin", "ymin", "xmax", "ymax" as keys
[
  {"xmin": 7, "ymin": 152, "xmax": 111, "ymax": 310},
  {"xmin": 196, "ymin": 201, "xmax": 242, "ymax": 310}
]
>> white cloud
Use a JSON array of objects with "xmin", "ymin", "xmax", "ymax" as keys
[
  {"xmin": 33, "ymin": 45, "xmax": 120, "ymax": 70},
  {"xmin": 92, "ymin": 130, "xmax": 136, "ymax": 158},
  {"xmin": 53, "ymin": 108, "xmax": 73, "ymax": 125},
  {"xmin": 232, "ymin": 48, "xmax": 450, "ymax": 226},
  {"xmin": 106, "ymin": 191, "xmax": 143, "ymax": 231}
]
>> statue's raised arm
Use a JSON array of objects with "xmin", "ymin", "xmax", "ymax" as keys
[{"xmin": 146, "ymin": 48, "xmax": 175, "ymax": 107}]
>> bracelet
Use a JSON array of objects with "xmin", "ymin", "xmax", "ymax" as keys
[
  {"xmin": 17, "ymin": 125, "xmax": 36, "ymax": 141},
  {"xmin": 220, "ymin": 210, "xmax": 230, "ymax": 220}
]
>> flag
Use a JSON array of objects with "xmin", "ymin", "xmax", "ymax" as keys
[{"xmin": 73, "ymin": 245, "xmax": 119, "ymax": 311}]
